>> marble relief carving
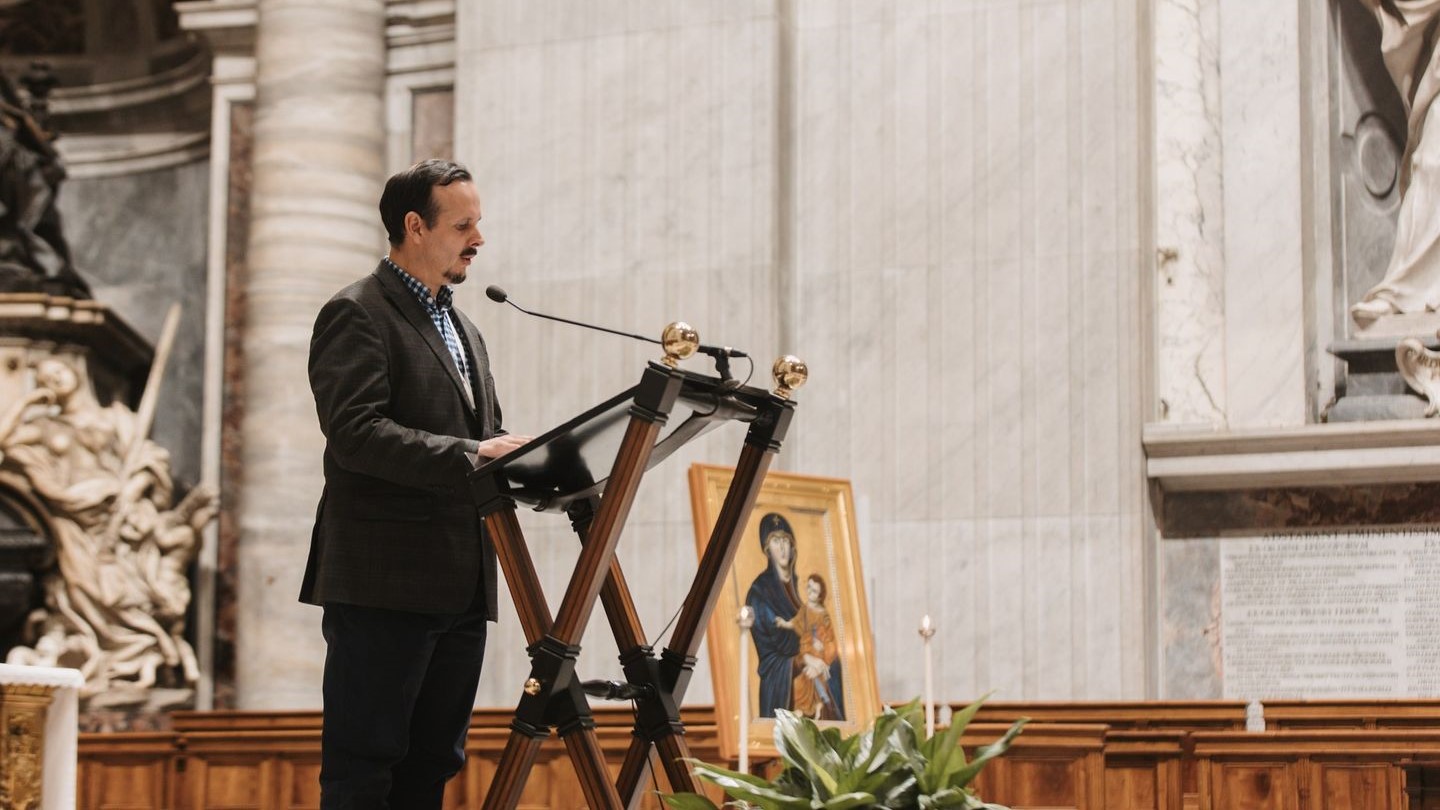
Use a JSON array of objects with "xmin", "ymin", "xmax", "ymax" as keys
[
  {"xmin": 1, "ymin": 355, "xmax": 216, "ymax": 707},
  {"xmin": 1396, "ymin": 336, "xmax": 1440, "ymax": 414}
]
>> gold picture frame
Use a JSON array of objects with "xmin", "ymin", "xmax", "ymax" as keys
[{"xmin": 688, "ymin": 464, "xmax": 881, "ymax": 760}]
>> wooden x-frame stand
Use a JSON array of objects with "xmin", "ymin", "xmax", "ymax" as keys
[{"xmin": 468, "ymin": 359, "xmax": 799, "ymax": 810}]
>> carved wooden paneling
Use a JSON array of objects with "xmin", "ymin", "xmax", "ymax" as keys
[
  {"xmin": 77, "ymin": 733, "xmax": 176, "ymax": 810},
  {"xmin": 73, "ymin": 705, "xmax": 1440, "ymax": 809},
  {"xmin": 1104, "ymin": 732, "xmax": 1186, "ymax": 810},
  {"xmin": 1192, "ymin": 730, "xmax": 1440, "ymax": 810},
  {"xmin": 1202, "ymin": 762, "xmax": 1298, "ymax": 810},
  {"xmin": 972, "ymin": 698, "xmax": 1440, "ymax": 732},
  {"xmin": 964, "ymin": 723, "xmax": 1106, "ymax": 809},
  {"xmin": 1105, "ymin": 765, "xmax": 1161, "ymax": 810},
  {"xmin": 95, "ymin": 709, "xmax": 721, "ymax": 810},
  {"xmin": 277, "ymin": 758, "xmax": 322, "ymax": 810},
  {"xmin": 172, "ymin": 719, "xmax": 319, "ymax": 810},
  {"xmin": 973, "ymin": 701, "xmax": 1248, "ymax": 731},
  {"xmin": 1311, "ymin": 762, "xmax": 1400, "ymax": 810},
  {"xmin": 1264, "ymin": 700, "xmax": 1440, "ymax": 730}
]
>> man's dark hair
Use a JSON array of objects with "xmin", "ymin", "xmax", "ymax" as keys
[{"xmin": 379, "ymin": 159, "xmax": 473, "ymax": 245}]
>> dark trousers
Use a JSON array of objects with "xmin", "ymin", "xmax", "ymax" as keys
[{"xmin": 320, "ymin": 602, "xmax": 488, "ymax": 810}]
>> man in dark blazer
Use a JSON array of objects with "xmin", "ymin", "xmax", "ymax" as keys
[{"xmin": 303, "ymin": 159, "xmax": 528, "ymax": 809}]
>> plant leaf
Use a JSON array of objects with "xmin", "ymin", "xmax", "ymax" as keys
[
  {"xmin": 947, "ymin": 693, "xmax": 993, "ymax": 738},
  {"xmin": 822, "ymin": 791, "xmax": 880, "ymax": 810},
  {"xmin": 923, "ymin": 706, "xmax": 978, "ymax": 792},
  {"xmin": 692, "ymin": 767, "xmax": 812, "ymax": 810},
  {"xmin": 773, "ymin": 710, "xmax": 843, "ymax": 797},
  {"xmin": 662, "ymin": 792, "xmax": 723, "ymax": 810},
  {"xmin": 665, "ymin": 700, "xmax": 1020, "ymax": 810},
  {"xmin": 951, "ymin": 719, "xmax": 1027, "ymax": 787},
  {"xmin": 875, "ymin": 773, "xmax": 918, "ymax": 808},
  {"xmin": 690, "ymin": 759, "xmax": 805, "ymax": 806}
]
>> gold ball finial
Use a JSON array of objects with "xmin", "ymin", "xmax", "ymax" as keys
[
  {"xmin": 772, "ymin": 355, "xmax": 808, "ymax": 399},
  {"xmin": 661, "ymin": 322, "xmax": 700, "ymax": 367}
]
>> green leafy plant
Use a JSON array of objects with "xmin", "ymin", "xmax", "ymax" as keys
[{"xmin": 663, "ymin": 698, "xmax": 1026, "ymax": 810}]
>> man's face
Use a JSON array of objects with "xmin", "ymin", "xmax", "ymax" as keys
[
  {"xmin": 765, "ymin": 531, "xmax": 794, "ymax": 569},
  {"xmin": 411, "ymin": 180, "xmax": 483, "ymax": 288}
]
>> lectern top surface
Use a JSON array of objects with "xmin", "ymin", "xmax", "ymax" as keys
[{"xmin": 471, "ymin": 367, "xmax": 772, "ymax": 512}]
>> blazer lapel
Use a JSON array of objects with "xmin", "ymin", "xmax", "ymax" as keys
[{"xmin": 373, "ymin": 263, "xmax": 476, "ymax": 412}]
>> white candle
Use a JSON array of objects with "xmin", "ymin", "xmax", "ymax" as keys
[
  {"xmin": 919, "ymin": 614, "xmax": 936, "ymax": 737},
  {"xmin": 738, "ymin": 606, "xmax": 755, "ymax": 772}
]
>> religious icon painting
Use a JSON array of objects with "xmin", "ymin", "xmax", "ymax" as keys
[{"xmin": 689, "ymin": 464, "xmax": 881, "ymax": 760}]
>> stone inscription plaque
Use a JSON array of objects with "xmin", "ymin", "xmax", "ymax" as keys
[{"xmin": 1221, "ymin": 532, "xmax": 1440, "ymax": 698}]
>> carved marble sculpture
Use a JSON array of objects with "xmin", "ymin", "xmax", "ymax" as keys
[
  {"xmin": 0, "ymin": 357, "xmax": 214, "ymax": 705},
  {"xmin": 1351, "ymin": 0, "xmax": 1440, "ymax": 326},
  {"xmin": 0, "ymin": 69, "xmax": 91, "ymax": 299},
  {"xmin": 1397, "ymin": 336, "xmax": 1440, "ymax": 415}
]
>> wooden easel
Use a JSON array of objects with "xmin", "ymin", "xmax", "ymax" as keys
[{"xmin": 468, "ymin": 349, "xmax": 804, "ymax": 810}]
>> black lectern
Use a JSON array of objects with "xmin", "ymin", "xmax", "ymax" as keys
[{"xmin": 468, "ymin": 333, "xmax": 806, "ymax": 810}]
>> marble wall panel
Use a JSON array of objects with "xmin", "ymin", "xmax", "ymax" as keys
[
  {"xmin": 1161, "ymin": 538, "xmax": 1222, "ymax": 699},
  {"xmin": 1154, "ymin": 0, "xmax": 1226, "ymax": 426},
  {"xmin": 455, "ymin": 3, "xmax": 782, "ymax": 707},
  {"xmin": 782, "ymin": 0, "xmax": 1150, "ymax": 703},
  {"xmin": 1218, "ymin": 0, "xmax": 1307, "ymax": 428},
  {"xmin": 57, "ymin": 160, "xmax": 210, "ymax": 487},
  {"xmin": 454, "ymin": 0, "xmax": 1150, "ymax": 708}
]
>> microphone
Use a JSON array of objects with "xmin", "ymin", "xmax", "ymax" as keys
[
  {"xmin": 580, "ymin": 679, "xmax": 654, "ymax": 701},
  {"xmin": 485, "ymin": 285, "xmax": 747, "ymax": 358},
  {"xmin": 696, "ymin": 344, "xmax": 747, "ymax": 359}
]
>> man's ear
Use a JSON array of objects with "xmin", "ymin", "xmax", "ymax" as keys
[{"xmin": 404, "ymin": 210, "xmax": 425, "ymax": 241}]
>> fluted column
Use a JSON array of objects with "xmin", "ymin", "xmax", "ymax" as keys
[{"xmin": 236, "ymin": 0, "xmax": 387, "ymax": 708}]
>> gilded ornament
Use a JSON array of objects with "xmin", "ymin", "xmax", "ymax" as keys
[
  {"xmin": 771, "ymin": 356, "xmax": 809, "ymax": 400},
  {"xmin": 660, "ymin": 322, "xmax": 699, "ymax": 368}
]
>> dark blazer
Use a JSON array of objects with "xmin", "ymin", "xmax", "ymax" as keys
[{"xmin": 301, "ymin": 262, "xmax": 501, "ymax": 617}]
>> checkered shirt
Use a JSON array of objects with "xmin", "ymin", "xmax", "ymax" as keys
[{"xmin": 383, "ymin": 257, "xmax": 473, "ymax": 403}]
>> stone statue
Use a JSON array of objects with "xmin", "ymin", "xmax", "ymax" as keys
[
  {"xmin": 0, "ymin": 67, "xmax": 91, "ymax": 299},
  {"xmin": 1351, "ymin": 0, "xmax": 1440, "ymax": 326},
  {"xmin": 0, "ymin": 356, "xmax": 215, "ymax": 704}
]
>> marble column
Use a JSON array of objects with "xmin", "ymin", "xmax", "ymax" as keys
[{"xmin": 236, "ymin": 0, "xmax": 387, "ymax": 708}]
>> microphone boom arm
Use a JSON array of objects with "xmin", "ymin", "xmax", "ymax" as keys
[
  {"xmin": 485, "ymin": 284, "xmax": 748, "ymax": 369},
  {"xmin": 503, "ymin": 298, "xmax": 661, "ymax": 347}
]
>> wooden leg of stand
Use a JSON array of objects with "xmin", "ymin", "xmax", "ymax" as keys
[
  {"xmin": 670, "ymin": 443, "xmax": 775, "ymax": 656},
  {"xmin": 485, "ymin": 506, "xmax": 553, "ymax": 645},
  {"xmin": 552, "ymin": 418, "xmax": 662, "ymax": 644},
  {"xmin": 572, "ymin": 499, "xmax": 649, "ymax": 649},
  {"xmin": 600, "ymin": 556, "xmax": 647, "ymax": 650},
  {"xmin": 615, "ymin": 729, "xmax": 701, "ymax": 806},
  {"xmin": 482, "ymin": 732, "xmax": 547, "ymax": 810},
  {"xmin": 616, "ymin": 736, "xmax": 656, "ymax": 810},
  {"xmin": 563, "ymin": 727, "xmax": 625, "ymax": 810},
  {"xmin": 482, "ymin": 506, "xmax": 556, "ymax": 810},
  {"xmin": 655, "ymin": 733, "xmax": 700, "ymax": 795}
]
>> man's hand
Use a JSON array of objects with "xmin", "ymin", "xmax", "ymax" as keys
[{"xmin": 475, "ymin": 434, "xmax": 532, "ymax": 463}]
